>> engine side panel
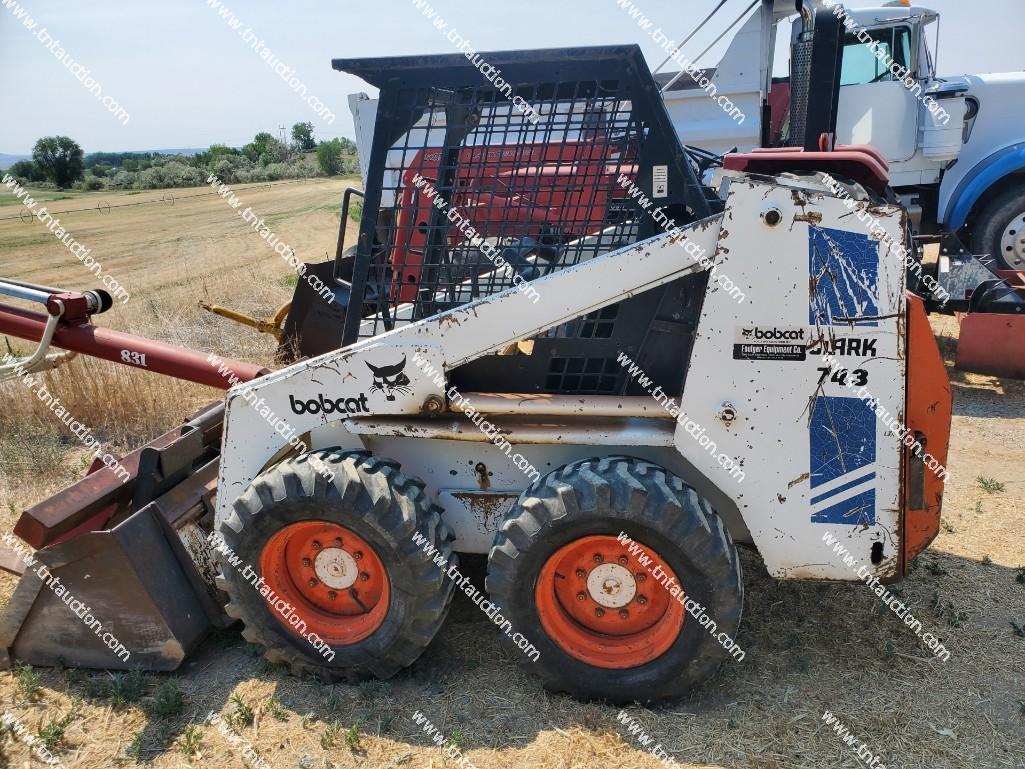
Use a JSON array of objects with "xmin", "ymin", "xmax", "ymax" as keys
[{"xmin": 679, "ymin": 176, "xmax": 908, "ymax": 580}]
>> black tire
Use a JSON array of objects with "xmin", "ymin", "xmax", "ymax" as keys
[
  {"xmin": 216, "ymin": 449, "xmax": 456, "ymax": 681},
  {"xmin": 486, "ymin": 456, "xmax": 743, "ymax": 704},
  {"xmin": 971, "ymin": 184, "xmax": 1025, "ymax": 271}
]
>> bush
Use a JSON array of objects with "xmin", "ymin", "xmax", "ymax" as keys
[
  {"xmin": 211, "ymin": 156, "xmax": 251, "ymax": 184},
  {"xmin": 137, "ymin": 167, "xmax": 169, "ymax": 189},
  {"xmin": 294, "ymin": 157, "xmax": 323, "ymax": 178},
  {"xmin": 7, "ymin": 159, "xmax": 44, "ymax": 181},
  {"xmin": 317, "ymin": 140, "xmax": 343, "ymax": 175},
  {"xmin": 109, "ymin": 169, "xmax": 135, "ymax": 189},
  {"xmin": 161, "ymin": 160, "xmax": 205, "ymax": 187}
]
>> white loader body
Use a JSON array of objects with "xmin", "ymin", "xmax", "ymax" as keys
[{"xmin": 215, "ymin": 174, "xmax": 908, "ymax": 582}]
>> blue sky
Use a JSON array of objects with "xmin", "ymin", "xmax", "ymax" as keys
[{"xmin": 1, "ymin": 0, "xmax": 1022, "ymax": 154}]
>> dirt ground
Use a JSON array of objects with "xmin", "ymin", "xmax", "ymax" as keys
[{"xmin": 0, "ymin": 182, "xmax": 1022, "ymax": 769}]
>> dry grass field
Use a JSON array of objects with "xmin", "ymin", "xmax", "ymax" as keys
[{"xmin": 0, "ymin": 181, "xmax": 1022, "ymax": 769}]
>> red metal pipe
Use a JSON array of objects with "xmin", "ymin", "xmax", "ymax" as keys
[{"xmin": 0, "ymin": 302, "xmax": 265, "ymax": 389}]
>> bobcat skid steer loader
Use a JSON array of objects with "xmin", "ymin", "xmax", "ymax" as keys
[{"xmin": 206, "ymin": 46, "xmax": 950, "ymax": 703}]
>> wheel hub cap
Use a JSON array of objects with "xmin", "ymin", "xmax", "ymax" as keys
[
  {"xmin": 315, "ymin": 547, "xmax": 359, "ymax": 589},
  {"xmin": 587, "ymin": 563, "xmax": 637, "ymax": 608},
  {"xmin": 999, "ymin": 215, "xmax": 1025, "ymax": 270}
]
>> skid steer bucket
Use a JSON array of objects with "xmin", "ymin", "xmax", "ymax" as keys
[
  {"xmin": 0, "ymin": 403, "xmax": 230, "ymax": 670},
  {"xmin": 0, "ymin": 503, "xmax": 223, "ymax": 671},
  {"xmin": 0, "ymin": 281, "xmax": 270, "ymax": 670}
]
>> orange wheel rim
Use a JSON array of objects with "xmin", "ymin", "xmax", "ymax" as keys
[
  {"xmin": 535, "ymin": 534, "xmax": 685, "ymax": 668},
  {"xmin": 259, "ymin": 521, "xmax": 389, "ymax": 646}
]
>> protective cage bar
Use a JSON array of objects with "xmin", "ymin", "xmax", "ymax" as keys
[{"xmin": 333, "ymin": 46, "xmax": 720, "ymax": 393}]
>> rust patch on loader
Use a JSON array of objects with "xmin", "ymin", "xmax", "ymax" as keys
[
  {"xmin": 451, "ymin": 491, "xmax": 515, "ymax": 533},
  {"xmin": 794, "ymin": 211, "xmax": 824, "ymax": 225},
  {"xmin": 473, "ymin": 462, "xmax": 491, "ymax": 489},
  {"xmin": 787, "ymin": 471, "xmax": 810, "ymax": 489}
]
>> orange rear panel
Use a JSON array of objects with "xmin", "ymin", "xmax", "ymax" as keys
[{"xmin": 903, "ymin": 294, "xmax": 952, "ymax": 570}]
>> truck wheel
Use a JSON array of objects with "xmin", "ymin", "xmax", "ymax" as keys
[
  {"xmin": 216, "ymin": 450, "xmax": 456, "ymax": 681},
  {"xmin": 486, "ymin": 457, "xmax": 743, "ymax": 704},
  {"xmin": 971, "ymin": 184, "xmax": 1025, "ymax": 271}
]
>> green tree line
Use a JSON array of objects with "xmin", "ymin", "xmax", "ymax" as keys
[{"xmin": 5, "ymin": 122, "xmax": 359, "ymax": 191}]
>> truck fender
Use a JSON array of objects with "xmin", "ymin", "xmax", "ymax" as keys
[{"xmin": 943, "ymin": 141, "xmax": 1025, "ymax": 231}]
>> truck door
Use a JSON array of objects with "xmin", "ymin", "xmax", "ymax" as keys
[{"xmin": 834, "ymin": 24, "xmax": 918, "ymax": 161}]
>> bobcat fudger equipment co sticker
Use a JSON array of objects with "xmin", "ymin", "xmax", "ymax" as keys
[{"xmin": 733, "ymin": 326, "xmax": 806, "ymax": 361}]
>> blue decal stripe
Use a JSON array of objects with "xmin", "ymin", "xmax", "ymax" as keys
[
  {"xmin": 811, "ymin": 489, "xmax": 876, "ymax": 525},
  {"xmin": 809, "ymin": 395, "xmax": 877, "ymax": 525},
  {"xmin": 808, "ymin": 226, "xmax": 880, "ymax": 327},
  {"xmin": 810, "ymin": 471, "xmax": 876, "ymax": 506}
]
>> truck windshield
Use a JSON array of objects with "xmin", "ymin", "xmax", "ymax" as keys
[{"xmin": 840, "ymin": 26, "xmax": 912, "ymax": 86}]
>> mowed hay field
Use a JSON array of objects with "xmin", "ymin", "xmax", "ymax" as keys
[{"xmin": 0, "ymin": 181, "xmax": 1023, "ymax": 769}]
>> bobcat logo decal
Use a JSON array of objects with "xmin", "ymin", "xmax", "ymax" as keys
[{"xmin": 366, "ymin": 356, "xmax": 411, "ymax": 401}]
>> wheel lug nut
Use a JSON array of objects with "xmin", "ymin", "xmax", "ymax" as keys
[
  {"xmin": 360, "ymin": 572, "xmax": 370, "ymax": 582},
  {"xmin": 576, "ymin": 591, "xmax": 586, "ymax": 601},
  {"xmin": 328, "ymin": 590, "xmax": 337, "ymax": 600},
  {"xmin": 575, "ymin": 568, "xmax": 586, "ymax": 578},
  {"xmin": 594, "ymin": 607, "xmax": 605, "ymax": 617},
  {"xmin": 637, "ymin": 595, "xmax": 648, "ymax": 605},
  {"xmin": 308, "ymin": 578, "xmax": 318, "ymax": 588},
  {"xmin": 354, "ymin": 551, "xmax": 363, "ymax": 561},
  {"xmin": 302, "ymin": 557, "xmax": 312, "ymax": 567},
  {"xmin": 636, "ymin": 573, "xmax": 646, "ymax": 582},
  {"xmin": 619, "ymin": 609, "xmax": 629, "ymax": 619},
  {"xmin": 617, "ymin": 555, "xmax": 628, "ymax": 565},
  {"xmin": 312, "ymin": 540, "xmax": 322, "ymax": 550},
  {"xmin": 334, "ymin": 538, "xmax": 343, "ymax": 546},
  {"xmin": 593, "ymin": 553, "xmax": 603, "ymax": 563}
]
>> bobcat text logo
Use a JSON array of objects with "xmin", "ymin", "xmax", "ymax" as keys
[
  {"xmin": 289, "ymin": 393, "xmax": 369, "ymax": 415},
  {"xmin": 741, "ymin": 326, "xmax": 805, "ymax": 341},
  {"xmin": 366, "ymin": 355, "xmax": 411, "ymax": 402}
]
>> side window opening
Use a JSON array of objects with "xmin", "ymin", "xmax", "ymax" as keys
[{"xmin": 840, "ymin": 26, "xmax": 912, "ymax": 86}]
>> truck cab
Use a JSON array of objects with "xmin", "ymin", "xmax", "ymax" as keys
[{"xmin": 665, "ymin": 0, "xmax": 1025, "ymax": 269}]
